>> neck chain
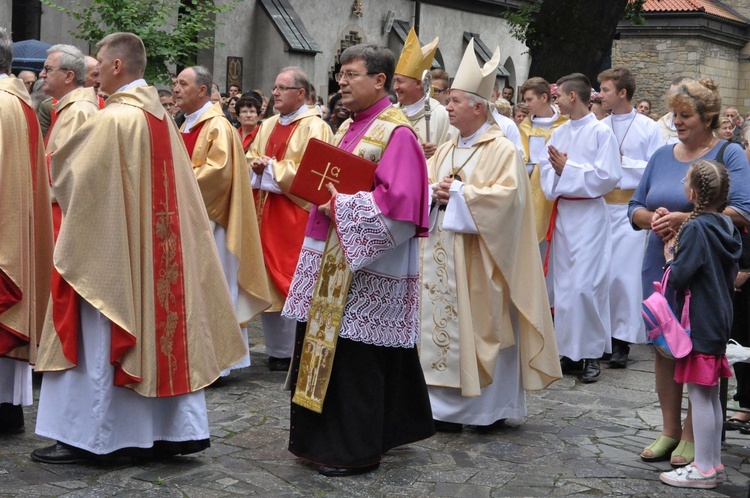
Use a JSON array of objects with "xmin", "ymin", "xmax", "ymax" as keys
[
  {"xmin": 450, "ymin": 143, "xmax": 484, "ymax": 181},
  {"xmin": 678, "ymin": 136, "xmax": 715, "ymax": 162},
  {"xmin": 340, "ymin": 110, "xmax": 384, "ymax": 153},
  {"xmin": 609, "ymin": 110, "xmax": 637, "ymax": 156}
]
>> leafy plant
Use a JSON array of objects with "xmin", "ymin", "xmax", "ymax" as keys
[{"xmin": 40, "ymin": 0, "xmax": 237, "ymax": 83}]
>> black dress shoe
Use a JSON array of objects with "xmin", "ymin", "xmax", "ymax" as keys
[
  {"xmin": 560, "ymin": 356, "xmax": 583, "ymax": 374},
  {"xmin": 433, "ymin": 419, "xmax": 463, "ymax": 432},
  {"xmin": 318, "ymin": 462, "xmax": 379, "ymax": 477},
  {"xmin": 608, "ymin": 350, "xmax": 628, "ymax": 369},
  {"xmin": 267, "ymin": 357, "xmax": 291, "ymax": 372},
  {"xmin": 581, "ymin": 359, "xmax": 601, "ymax": 383},
  {"xmin": 0, "ymin": 403, "xmax": 24, "ymax": 434},
  {"xmin": 475, "ymin": 419, "xmax": 506, "ymax": 433},
  {"xmin": 31, "ymin": 442, "xmax": 94, "ymax": 464}
]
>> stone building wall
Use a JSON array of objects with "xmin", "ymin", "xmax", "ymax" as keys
[{"xmin": 612, "ymin": 36, "xmax": 743, "ymax": 116}]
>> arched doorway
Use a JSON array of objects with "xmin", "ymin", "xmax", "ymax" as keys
[
  {"xmin": 504, "ymin": 56, "xmax": 517, "ymax": 97},
  {"xmin": 326, "ymin": 26, "xmax": 366, "ymax": 101}
]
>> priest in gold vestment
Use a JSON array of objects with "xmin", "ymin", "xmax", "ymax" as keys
[
  {"xmin": 174, "ymin": 65, "xmax": 271, "ymax": 376},
  {"xmin": 247, "ymin": 67, "xmax": 332, "ymax": 372},
  {"xmin": 32, "ymin": 33, "xmax": 246, "ymax": 464},
  {"xmin": 0, "ymin": 29, "xmax": 53, "ymax": 435},
  {"xmin": 420, "ymin": 40, "xmax": 561, "ymax": 431}
]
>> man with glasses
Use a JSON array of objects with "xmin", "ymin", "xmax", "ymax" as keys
[
  {"xmin": 431, "ymin": 68, "xmax": 450, "ymax": 106},
  {"xmin": 393, "ymin": 28, "xmax": 453, "ymax": 159},
  {"xmin": 41, "ymin": 44, "xmax": 100, "ymax": 241},
  {"xmin": 282, "ymin": 44, "xmax": 434, "ymax": 477},
  {"xmin": 247, "ymin": 67, "xmax": 332, "ymax": 372},
  {"xmin": 0, "ymin": 28, "xmax": 53, "ymax": 437},
  {"xmin": 173, "ymin": 65, "xmax": 271, "ymax": 379}
]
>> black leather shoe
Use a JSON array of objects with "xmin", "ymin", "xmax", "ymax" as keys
[
  {"xmin": 267, "ymin": 357, "xmax": 291, "ymax": 372},
  {"xmin": 0, "ymin": 403, "xmax": 24, "ymax": 434},
  {"xmin": 581, "ymin": 359, "xmax": 601, "ymax": 383},
  {"xmin": 475, "ymin": 419, "xmax": 506, "ymax": 433},
  {"xmin": 560, "ymin": 356, "xmax": 583, "ymax": 374},
  {"xmin": 608, "ymin": 350, "xmax": 628, "ymax": 369},
  {"xmin": 318, "ymin": 462, "xmax": 379, "ymax": 477},
  {"xmin": 31, "ymin": 442, "xmax": 94, "ymax": 464},
  {"xmin": 433, "ymin": 420, "xmax": 463, "ymax": 432}
]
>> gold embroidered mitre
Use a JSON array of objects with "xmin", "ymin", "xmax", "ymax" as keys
[
  {"xmin": 451, "ymin": 38, "xmax": 500, "ymax": 102},
  {"xmin": 395, "ymin": 27, "xmax": 439, "ymax": 80}
]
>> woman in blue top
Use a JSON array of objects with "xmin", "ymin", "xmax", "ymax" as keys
[{"xmin": 628, "ymin": 78, "xmax": 750, "ymax": 467}]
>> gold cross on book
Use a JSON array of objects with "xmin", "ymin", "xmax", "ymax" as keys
[{"xmin": 311, "ymin": 162, "xmax": 341, "ymax": 191}]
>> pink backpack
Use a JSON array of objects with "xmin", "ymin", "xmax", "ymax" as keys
[{"xmin": 642, "ymin": 266, "xmax": 693, "ymax": 359}]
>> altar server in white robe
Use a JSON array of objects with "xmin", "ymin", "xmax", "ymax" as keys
[
  {"xmin": 597, "ymin": 66, "xmax": 662, "ymax": 368},
  {"xmin": 540, "ymin": 73, "xmax": 621, "ymax": 384},
  {"xmin": 393, "ymin": 27, "xmax": 454, "ymax": 159},
  {"xmin": 420, "ymin": 39, "xmax": 561, "ymax": 432}
]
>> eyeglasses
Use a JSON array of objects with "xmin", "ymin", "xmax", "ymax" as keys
[
  {"xmin": 42, "ymin": 66, "xmax": 69, "ymax": 74},
  {"xmin": 433, "ymin": 87, "xmax": 447, "ymax": 94},
  {"xmin": 272, "ymin": 85, "xmax": 302, "ymax": 92},
  {"xmin": 334, "ymin": 71, "xmax": 378, "ymax": 82}
]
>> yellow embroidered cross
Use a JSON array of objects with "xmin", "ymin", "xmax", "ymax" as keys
[{"xmin": 311, "ymin": 162, "xmax": 341, "ymax": 191}]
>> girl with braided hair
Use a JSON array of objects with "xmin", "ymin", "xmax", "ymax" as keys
[{"xmin": 659, "ymin": 159, "xmax": 741, "ymax": 489}]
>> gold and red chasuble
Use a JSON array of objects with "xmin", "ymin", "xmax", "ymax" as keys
[
  {"xmin": 145, "ymin": 112, "xmax": 191, "ymax": 395},
  {"xmin": 255, "ymin": 121, "xmax": 308, "ymax": 299},
  {"xmin": 180, "ymin": 122, "xmax": 205, "ymax": 157}
]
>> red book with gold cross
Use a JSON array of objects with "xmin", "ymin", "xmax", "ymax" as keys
[{"xmin": 290, "ymin": 138, "xmax": 378, "ymax": 206}]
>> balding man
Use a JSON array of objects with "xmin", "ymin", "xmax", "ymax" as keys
[
  {"xmin": 0, "ymin": 29, "xmax": 53, "ymax": 436},
  {"xmin": 247, "ymin": 66, "xmax": 332, "ymax": 372},
  {"xmin": 18, "ymin": 70, "xmax": 36, "ymax": 93},
  {"xmin": 173, "ymin": 65, "xmax": 270, "ymax": 376},
  {"xmin": 725, "ymin": 106, "xmax": 745, "ymax": 149},
  {"xmin": 32, "ymin": 32, "xmax": 246, "ymax": 463}
]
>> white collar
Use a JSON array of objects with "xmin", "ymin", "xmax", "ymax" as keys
[
  {"xmin": 183, "ymin": 101, "xmax": 214, "ymax": 133},
  {"xmin": 115, "ymin": 78, "xmax": 147, "ymax": 94},
  {"xmin": 531, "ymin": 106, "xmax": 559, "ymax": 127},
  {"xmin": 279, "ymin": 102, "xmax": 309, "ymax": 126},
  {"xmin": 404, "ymin": 96, "xmax": 427, "ymax": 117},
  {"xmin": 0, "ymin": 73, "xmax": 8, "ymax": 79},
  {"xmin": 610, "ymin": 108, "xmax": 636, "ymax": 121},
  {"xmin": 458, "ymin": 122, "xmax": 491, "ymax": 148}
]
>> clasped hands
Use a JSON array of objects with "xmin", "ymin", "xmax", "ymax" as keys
[
  {"xmin": 652, "ymin": 207, "xmax": 687, "ymax": 243},
  {"xmin": 250, "ymin": 155, "xmax": 272, "ymax": 175},
  {"xmin": 547, "ymin": 145, "xmax": 567, "ymax": 175},
  {"xmin": 432, "ymin": 176, "xmax": 455, "ymax": 206}
]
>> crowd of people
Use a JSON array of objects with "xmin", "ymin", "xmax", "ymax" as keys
[{"xmin": 3, "ymin": 26, "xmax": 750, "ymax": 489}]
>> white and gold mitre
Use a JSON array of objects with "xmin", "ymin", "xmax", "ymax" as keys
[
  {"xmin": 451, "ymin": 38, "xmax": 500, "ymax": 102},
  {"xmin": 395, "ymin": 27, "xmax": 439, "ymax": 80}
]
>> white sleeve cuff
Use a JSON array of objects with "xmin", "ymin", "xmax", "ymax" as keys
[
  {"xmin": 259, "ymin": 160, "xmax": 283, "ymax": 194},
  {"xmin": 442, "ymin": 181, "xmax": 478, "ymax": 234}
]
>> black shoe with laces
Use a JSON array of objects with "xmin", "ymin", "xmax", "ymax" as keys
[{"xmin": 581, "ymin": 359, "xmax": 601, "ymax": 383}]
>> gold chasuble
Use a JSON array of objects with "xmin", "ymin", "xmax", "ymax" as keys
[
  {"xmin": 0, "ymin": 77, "xmax": 53, "ymax": 363},
  {"xmin": 421, "ymin": 125, "xmax": 561, "ymax": 396},
  {"xmin": 247, "ymin": 108, "xmax": 333, "ymax": 310},
  {"xmin": 518, "ymin": 114, "xmax": 569, "ymax": 242},
  {"xmin": 293, "ymin": 106, "xmax": 412, "ymax": 413},
  {"xmin": 35, "ymin": 85, "xmax": 247, "ymax": 397},
  {"xmin": 46, "ymin": 87, "xmax": 99, "ymax": 158},
  {"xmin": 182, "ymin": 102, "xmax": 271, "ymax": 321}
]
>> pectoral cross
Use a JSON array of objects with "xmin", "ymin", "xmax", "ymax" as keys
[{"xmin": 311, "ymin": 162, "xmax": 341, "ymax": 191}]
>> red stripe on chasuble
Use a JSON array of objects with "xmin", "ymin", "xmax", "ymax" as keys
[
  {"xmin": 0, "ymin": 270, "xmax": 25, "ymax": 355},
  {"xmin": 144, "ymin": 112, "xmax": 191, "ymax": 396}
]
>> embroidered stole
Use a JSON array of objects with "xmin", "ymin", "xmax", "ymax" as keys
[{"xmin": 292, "ymin": 107, "xmax": 409, "ymax": 413}]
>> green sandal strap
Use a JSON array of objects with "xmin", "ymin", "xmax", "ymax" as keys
[{"xmin": 641, "ymin": 435, "xmax": 679, "ymax": 459}]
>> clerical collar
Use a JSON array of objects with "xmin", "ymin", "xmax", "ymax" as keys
[
  {"xmin": 611, "ymin": 108, "xmax": 636, "ymax": 120},
  {"xmin": 403, "ymin": 96, "xmax": 427, "ymax": 117},
  {"xmin": 115, "ymin": 78, "xmax": 147, "ymax": 94},
  {"xmin": 279, "ymin": 102, "xmax": 309, "ymax": 126},
  {"xmin": 183, "ymin": 100, "xmax": 214, "ymax": 133},
  {"xmin": 531, "ymin": 106, "xmax": 559, "ymax": 128},
  {"xmin": 458, "ymin": 122, "xmax": 491, "ymax": 148}
]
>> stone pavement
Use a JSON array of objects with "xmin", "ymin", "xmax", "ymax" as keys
[{"xmin": 3, "ymin": 321, "xmax": 750, "ymax": 497}]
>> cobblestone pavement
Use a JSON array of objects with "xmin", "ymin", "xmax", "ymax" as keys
[{"xmin": 3, "ymin": 321, "xmax": 750, "ymax": 497}]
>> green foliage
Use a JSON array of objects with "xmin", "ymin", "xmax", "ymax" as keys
[
  {"xmin": 624, "ymin": 0, "xmax": 647, "ymax": 25},
  {"xmin": 502, "ymin": 1, "xmax": 541, "ymax": 47},
  {"xmin": 40, "ymin": 0, "xmax": 237, "ymax": 83}
]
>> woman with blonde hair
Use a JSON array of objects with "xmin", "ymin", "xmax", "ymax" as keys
[{"xmin": 629, "ymin": 78, "xmax": 750, "ymax": 467}]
